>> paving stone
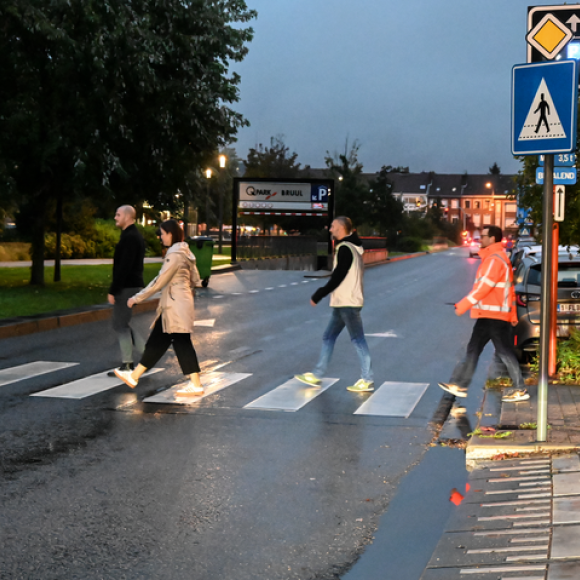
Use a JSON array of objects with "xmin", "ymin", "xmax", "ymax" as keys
[
  {"xmin": 553, "ymin": 497, "xmax": 580, "ymax": 524},
  {"xmin": 445, "ymin": 500, "xmax": 551, "ymax": 533},
  {"xmin": 421, "ymin": 564, "xmax": 547, "ymax": 580},
  {"xmin": 426, "ymin": 531, "xmax": 549, "ymax": 568},
  {"xmin": 553, "ymin": 472, "xmax": 580, "ymax": 496},
  {"xmin": 552, "ymin": 454, "xmax": 580, "ymax": 473},
  {"xmin": 551, "ymin": 524, "xmax": 580, "ymax": 559},
  {"xmin": 547, "ymin": 561, "xmax": 580, "ymax": 580}
]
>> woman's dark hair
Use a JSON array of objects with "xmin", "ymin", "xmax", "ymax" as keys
[{"xmin": 160, "ymin": 219, "xmax": 184, "ymax": 245}]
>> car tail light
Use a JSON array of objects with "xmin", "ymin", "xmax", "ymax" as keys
[{"xmin": 517, "ymin": 293, "xmax": 540, "ymax": 306}]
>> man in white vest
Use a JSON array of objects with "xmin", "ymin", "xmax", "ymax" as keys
[{"xmin": 295, "ymin": 216, "xmax": 374, "ymax": 392}]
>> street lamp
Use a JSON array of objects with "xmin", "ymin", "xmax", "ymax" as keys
[
  {"xmin": 486, "ymin": 182, "xmax": 495, "ymax": 226},
  {"xmin": 217, "ymin": 154, "xmax": 227, "ymax": 253},
  {"xmin": 205, "ymin": 168, "xmax": 212, "ymax": 236}
]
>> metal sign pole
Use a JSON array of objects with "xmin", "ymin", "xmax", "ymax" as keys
[{"xmin": 537, "ymin": 153, "xmax": 554, "ymax": 442}]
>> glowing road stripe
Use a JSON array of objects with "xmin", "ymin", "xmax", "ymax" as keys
[
  {"xmin": 354, "ymin": 381, "xmax": 429, "ymax": 418},
  {"xmin": 143, "ymin": 372, "xmax": 251, "ymax": 404},
  {"xmin": 244, "ymin": 377, "xmax": 338, "ymax": 412},
  {"xmin": 31, "ymin": 368, "xmax": 164, "ymax": 399},
  {"xmin": 0, "ymin": 361, "xmax": 78, "ymax": 387}
]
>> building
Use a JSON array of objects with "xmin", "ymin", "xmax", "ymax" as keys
[{"xmin": 388, "ymin": 172, "xmax": 518, "ymax": 233}]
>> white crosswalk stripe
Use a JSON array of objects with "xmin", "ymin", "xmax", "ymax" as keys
[
  {"xmin": 354, "ymin": 381, "xmax": 429, "ymax": 417},
  {"xmin": 30, "ymin": 368, "xmax": 164, "ymax": 399},
  {"xmin": 244, "ymin": 377, "xmax": 339, "ymax": 412},
  {"xmin": 0, "ymin": 361, "xmax": 78, "ymax": 388},
  {"xmin": 143, "ymin": 371, "xmax": 251, "ymax": 404}
]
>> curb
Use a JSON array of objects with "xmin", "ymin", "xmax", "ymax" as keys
[
  {"xmin": 0, "ymin": 299, "xmax": 159, "ymax": 341},
  {"xmin": 0, "ymin": 264, "xmax": 238, "ymax": 341},
  {"xmin": 466, "ymin": 439, "xmax": 580, "ymax": 460}
]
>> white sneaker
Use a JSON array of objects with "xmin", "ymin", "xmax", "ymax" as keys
[
  {"xmin": 176, "ymin": 382, "xmax": 204, "ymax": 396},
  {"xmin": 114, "ymin": 368, "xmax": 138, "ymax": 388},
  {"xmin": 438, "ymin": 382, "xmax": 467, "ymax": 398}
]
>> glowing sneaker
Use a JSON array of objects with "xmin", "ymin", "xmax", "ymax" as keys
[
  {"xmin": 114, "ymin": 368, "xmax": 138, "ymax": 388},
  {"xmin": 438, "ymin": 383, "xmax": 467, "ymax": 398},
  {"xmin": 347, "ymin": 379, "xmax": 374, "ymax": 392},
  {"xmin": 294, "ymin": 373, "xmax": 322, "ymax": 387},
  {"xmin": 176, "ymin": 382, "xmax": 204, "ymax": 396},
  {"xmin": 502, "ymin": 389, "xmax": 530, "ymax": 402}
]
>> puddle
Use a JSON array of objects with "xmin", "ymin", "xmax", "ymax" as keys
[{"xmin": 341, "ymin": 446, "xmax": 467, "ymax": 580}]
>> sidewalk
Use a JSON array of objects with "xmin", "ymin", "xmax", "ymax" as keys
[
  {"xmin": 420, "ymin": 453, "xmax": 580, "ymax": 579},
  {"xmin": 463, "ymin": 384, "xmax": 580, "ymax": 461}
]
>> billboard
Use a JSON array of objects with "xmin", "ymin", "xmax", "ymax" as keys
[{"xmin": 235, "ymin": 179, "xmax": 332, "ymax": 215}]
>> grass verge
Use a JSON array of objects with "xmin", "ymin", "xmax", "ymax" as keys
[{"xmin": 0, "ymin": 264, "xmax": 161, "ymax": 319}]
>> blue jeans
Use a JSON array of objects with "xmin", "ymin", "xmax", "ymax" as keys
[
  {"xmin": 313, "ymin": 307, "xmax": 373, "ymax": 382},
  {"xmin": 450, "ymin": 318, "xmax": 524, "ymax": 391}
]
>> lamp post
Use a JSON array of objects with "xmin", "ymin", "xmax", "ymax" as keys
[
  {"xmin": 486, "ymin": 182, "xmax": 495, "ymax": 226},
  {"xmin": 205, "ymin": 168, "xmax": 212, "ymax": 236},
  {"xmin": 218, "ymin": 154, "xmax": 227, "ymax": 254}
]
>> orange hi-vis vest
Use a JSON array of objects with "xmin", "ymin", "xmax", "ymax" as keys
[{"xmin": 455, "ymin": 242, "xmax": 517, "ymax": 324}]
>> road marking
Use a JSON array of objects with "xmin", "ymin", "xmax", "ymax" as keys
[
  {"xmin": 244, "ymin": 377, "xmax": 339, "ymax": 412},
  {"xmin": 365, "ymin": 331, "xmax": 398, "ymax": 338},
  {"xmin": 143, "ymin": 372, "xmax": 251, "ymax": 404},
  {"xmin": 354, "ymin": 381, "xmax": 429, "ymax": 418},
  {"xmin": 0, "ymin": 361, "xmax": 79, "ymax": 388},
  {"xmin": 31, "ymin": 368, "xmax": 164, "ymax": 399}
]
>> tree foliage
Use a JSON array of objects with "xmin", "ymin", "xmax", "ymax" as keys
[
  {"xmin": 516, "ymin": 154, "xmax": 580, "ymax": 246},
  {"xmin": 243, "ymin": 136, "xmax": 305, "ymax": 178},
  {"xmin": 0, "ymin": 0, "xmax": 256, "ymax": 283}
]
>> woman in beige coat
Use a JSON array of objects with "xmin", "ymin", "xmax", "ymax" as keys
[{"xmin": 114, "ymin": 219, "xmax": 204, "ymax": 396}]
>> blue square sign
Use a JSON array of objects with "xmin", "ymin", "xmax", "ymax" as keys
[{"xmin": 512, "ymin": 60, "xmax": 578, "ymax": 155}]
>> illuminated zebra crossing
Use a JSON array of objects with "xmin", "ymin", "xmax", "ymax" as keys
[{"xmin": 1, "ymin": 360, "xmax": 430, "ymax": 417}]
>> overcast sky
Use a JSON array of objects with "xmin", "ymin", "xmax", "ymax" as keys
[{"xmin": 231, "ymin": 0, "xmax": 569, "ymax": 176}]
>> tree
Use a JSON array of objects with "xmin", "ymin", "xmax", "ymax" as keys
[
  {"xmin": 365, "ymin": 166, "xmax": 404, "ymax": 235},
  {"xmin": 0, "ymin": 0, "xmax": 256, "ymax": 284},
  {"xmin": 325, "ymin": 139, "xmax": 369, "ymax": 226},
  {"xmin": 243, "ymin": 136, "xmax": 305, "ymax": 178},
  {"xmin": 489, "ymin": 162, "xmax": 502, "ymax": 175}
]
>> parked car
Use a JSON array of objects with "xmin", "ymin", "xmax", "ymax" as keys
[
  {"xmin": 514, "ymin": 253, "xmax": 580, "ymax": 360},
  {"xmin": 511, "ymin": 245, "xmax": 579, "ymax": 272},
  {"xmin": 468, "ymin": 237, "xmax": 481, "ymax": 258},
  {"xmin": 514, "ymin": 235, "xmax": 536, "ymax": 250}
]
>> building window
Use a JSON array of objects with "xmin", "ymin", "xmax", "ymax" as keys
[
  {"xmin": 465, "ymin": 200, "xmax": 471, "ymax": 209},
  {"xmin": 451, "ymin": 199, "xmax": 459, "ymax": 209},
  {"xmin": 474, "ymin": 201, "xmax": 480, "ymax": 209}
]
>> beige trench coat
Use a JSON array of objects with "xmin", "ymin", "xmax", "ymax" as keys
[{"xmin": 132, "ymin": 242, "xmax": 200, "ymax": 334}]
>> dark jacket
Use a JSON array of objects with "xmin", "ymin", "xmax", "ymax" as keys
[
  {"xmin": 108, "ymin": 224, "xmax": 145, "ymax": 295},
  {"xmin": 311, "ymin": 232, "xmax": 363, "ymax": 304}
]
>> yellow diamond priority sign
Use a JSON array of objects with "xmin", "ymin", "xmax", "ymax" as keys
[{"xmin": 527, "ymin": 13, "xmax": 573, "ymax": 60}]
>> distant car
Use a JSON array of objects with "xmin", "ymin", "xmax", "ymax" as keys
[
  {"xmin": 514, "ymin": 253, "xmax": 580, "ymax": 360},
  {"xmin": 468, "ymin": 238, "xmax": 481, "ymax": 258}
]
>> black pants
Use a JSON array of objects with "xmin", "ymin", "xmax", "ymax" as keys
[
  {"xmin": 140, "ymin": 317, "xmax": 200, "ymax": 375},
  {"xmin": 449, "ymin": 318, "xmax": 525, "ymax": 391}
]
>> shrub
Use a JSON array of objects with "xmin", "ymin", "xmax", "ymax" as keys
[
  {"xmin": 137, "ymin": 224, "xmax": 163, "ymax": 257},
  {"xmin": 396, "ymin": 236, "xmax": 423, "ymax": 253},
  {"xmin": 44, "ymin": 233, "xmax": 97, "ymax": 259},
  {"xmin": 93, "ymin": 219, "xmax": 121, "ymax": 258}
]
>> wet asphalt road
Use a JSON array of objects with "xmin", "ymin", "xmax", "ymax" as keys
[{"xmin": 0, "ymin": 249, "xmax": 484, "ymax": 579}]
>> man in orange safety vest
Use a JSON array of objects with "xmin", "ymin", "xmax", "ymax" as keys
[{"xmin": 439, "ymin": 225, "xmax": 529, "ymax": 403}]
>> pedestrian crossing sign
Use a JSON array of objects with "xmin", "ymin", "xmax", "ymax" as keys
[{"xmin": 512, "ymin": 60, "xmax": 578, "ymax": 155}]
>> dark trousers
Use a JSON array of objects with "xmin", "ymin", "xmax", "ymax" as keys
[
  {"xmin": 450, "ymin": 318, "xmax": 525, "ymax": 391},
  {"xmin": 140, "ymin": 317, "xmax": 200, "ymax": 375}
]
